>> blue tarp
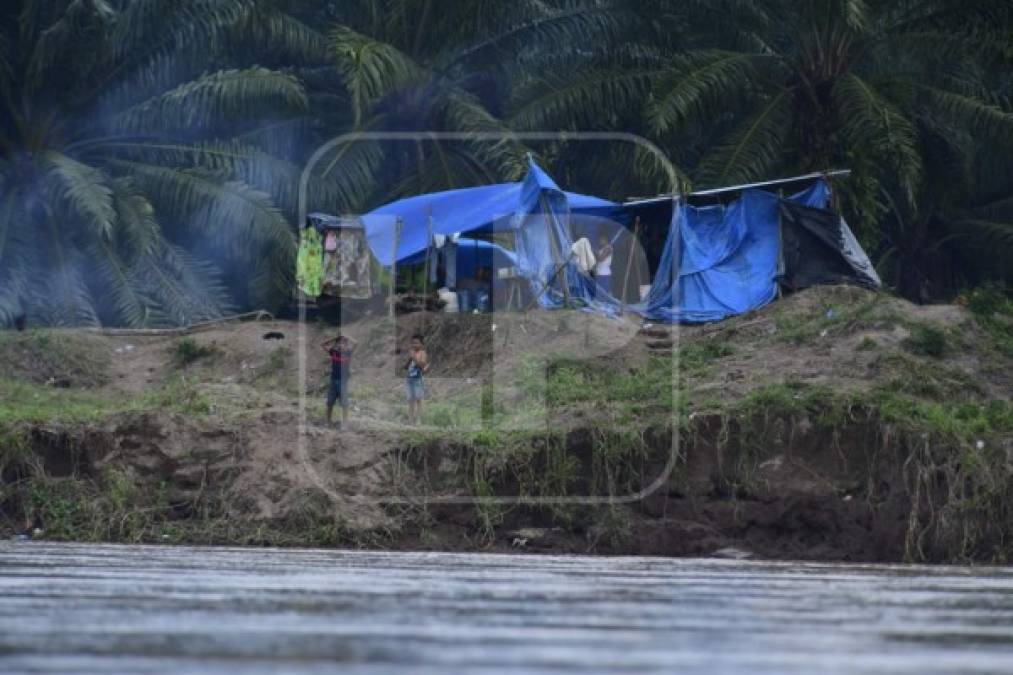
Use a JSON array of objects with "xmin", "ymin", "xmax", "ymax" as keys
[
  {"xmin": 361, "ymin": 159, "xmax": 844, "ymax": 324},
  {"xmin": 400, "ymin": 237, "xmax": 517, "ymax": 278},
  {"xmin": 362, "ymin": 164, "xmax": 616, "ymax": 266},
  {"xmin": 635, "ymin": 182, "xmax": 830, "ymax": 323}
]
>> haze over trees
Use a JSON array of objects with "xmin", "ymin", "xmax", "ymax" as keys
[{"xmin": 1, "ymin": 0, "xmax": 1010, "ymax": 326}]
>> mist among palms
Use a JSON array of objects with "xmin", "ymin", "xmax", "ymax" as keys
[{"xmin": 1, "ymin": 0, "xmax": 1010, "ymax": 326}]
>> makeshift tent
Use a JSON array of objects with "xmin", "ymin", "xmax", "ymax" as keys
[
  {"xmin": 778, "ymin": 201, "xmax": 881, "ymax": 290},
  {"xmin": 354, "ymin": 160, "xmax": 879, "ymax": 324},
  {"xmin": 360, "ymin": 161, "xmax": 617, "ymax": 266},
  {"xmin": 635, "ymin": 182, "xmax": 833, "ymax": 323}
]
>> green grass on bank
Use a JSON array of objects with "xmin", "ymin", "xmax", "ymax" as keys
[
  {"xmin": 0, "ymin": 375, "xmax": 213, "ymax": 425},
  {"xmin": 734, "ymin": 378, "xmax": 1013, "ymax": 441}
]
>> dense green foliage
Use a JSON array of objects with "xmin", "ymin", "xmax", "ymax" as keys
[{"xmin": 1, "ymin": 0, "xmax": 1011, "ymax": 326}]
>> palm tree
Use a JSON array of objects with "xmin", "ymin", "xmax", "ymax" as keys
[
  {"xmin": 0, "ymin": 0, "xmax": 318, "ymax": 326},
  {"xmin": 318, "ymin": 0, "xmax": 628, "ymax": 204},
  {"xmin": 508, "ymin": 0, "xmax": 1013, "ymax": 297}
]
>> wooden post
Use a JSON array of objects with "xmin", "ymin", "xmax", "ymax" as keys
[
  {"xmin": 621, "ymin": 216, "xmax": 641, "ymax": 303},
  {"xmin": 389, "ymin": 217, "xmax": 402, "ymax": 320},
  {"xmin": 539, "ymin": 191, "xmax": 571, "ymax": 307},
  {"xmin": 423, "ymin": 208, "xmax": 433, "ymax": 314}
]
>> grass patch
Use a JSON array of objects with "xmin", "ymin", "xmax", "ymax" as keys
[
  {"xmin": 902, "ymin": 323, "xmax": 948, "ymax": 358},
  {"xmin": 961, "ymin": 283, "xmax": 1013, "ymax": 357},
  {"xmin": 774, "ymin": 293, "xmax": 889, "ymax": 344},
  {"xmin": 144, "ymin": 376, "xmax": 213, "ymax": 416},
  {"xmin": 0, "ymin": 330, "xmax": 109, "ymax": 386},
  {"xmin": 856, "ymin": 336, "xmax": 878, "ymax": 351},
  {"xmin": 731, "ymin": 378, "xmax": 1012, "ymax": 441},
  {"xmin": 679, "ymin": 340, "xmax": 734, "ymax": 372},
  {"xmin": 172, "ymin": 337, "xmax": 217, "ymax": 366},
  {"xmin": 0, "ymin": 378, "xmax": 137, "ymax": 424},
  {"xmin": 0, "ymin": 374, "xmax": 213, "ymax": 425}
]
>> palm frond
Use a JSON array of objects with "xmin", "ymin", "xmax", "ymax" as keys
[
  {"xmin": 112, "ymin": 160, "xmax": 295, "ymax": 309},
  {"xmin": 231, "ymin": 6, "xmax": 329, "ymax": 65},
  {"xmin": 885, "ymin": 0, "xmax": 1013, "ymax": 43},
  {"xmin": 328, "ymin": 25, "xmax": 427, "ymax": 125},
  {"xmin": 141, "ymin": 246, "xmax": 234, "ymax": 326},
  {"xmin": 0, "ymin": 190, "xmax": 28, "ymax": 324},
  {"xmin": 440, "ymin": 0, "xmax": 624, "ymax": 73},
  {"xmin": 32, "ymin": 248, "xmax": 100, "ymax": 327},
  {"xmin": 24, "ymin": 0, "xmax": 116, "ymax": 92},
  {"xmin": 842, "ymin": 0, "xmax": 870, "ymax": 31},
  {"xmin": 315, "ymin": 131, "xmax": 388, "ymax": 212},
  {"xmin": 440, "ymin": 91, "xmax": 528, "ymax": 180},
  {"xmin": 697, "ymin": 89, "xmax": 793, "ymax": 187},
  {"xmin": 110, "ymin": 177, "xmax": 161, "ymax": 259},
  {"xmin": 916, "ymin": 85, "xmax": 1013, "ymax": 146},
  {"xmin": 508, "ymin": 65, "xmax": 660, "ymax": 131},
  {"xmin": 834, "ymin": 73, "xmax": 923, "ymax": 204},
  {"xmin": 111, "ymin": 67, "xmax": 308, "ymax": 134},
  {"xmin": 41, "ymin": 151, "xmax": 117, "ymax": 241},
  {"xmin": 951, "ymin": 218, "xmax": 1013, "ymax": 254},
  {"xmin": 0, "ymin": 30, "xmax": 12, "ymax": 102},
  {"xmin": 648, "ymin": 51, "xmax": 774, "ymax": 134},
  {"xmin": 87, "ymin": 239, "xmax": 153, "ymax": 327}
]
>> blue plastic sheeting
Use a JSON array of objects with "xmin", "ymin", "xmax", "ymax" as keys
[
  {"xmin": 635, "ymin": 182, "xmax": 830, "ymax": 323},
  {"xmin": 361, "ymin": 164, "xmax": 616, "ymax": 266},
  {"xmin": 511, "ymin": 164, "xmax": 622, "ymax": 315},
  {"xmin": 400, "ymin": 237, "xmax": 517, "ymax": 279}
]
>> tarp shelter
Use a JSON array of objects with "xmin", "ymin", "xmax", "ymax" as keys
[
  {"xmin": 632, "ymin": 181, "xmax": 879, "ymax": 323},
  {"xmin": 355, "ymin": 160, "xmax": 879, "ymax": 324},
  {"xmin": 400, "ymin": 236, "xmax": 518, "ymax": 288},
  {"xmin": 360, "ymin": 161, "xmax": 617, "ymax": 266},
  {"xmin": 778, "ymin": 201, "xmax": 881, "ymax": 291}
]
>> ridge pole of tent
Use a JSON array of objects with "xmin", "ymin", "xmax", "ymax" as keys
[
  {"xmin": 539, "ymin": 191, "xmax": 571, "ymax": 308},
  {"xmin": 621, "ymin": 216, "xmax": 641, "ymax": 303},
  {"xmin": 390, "ymin": 217, "xmax": 403, "ymax": 321}
]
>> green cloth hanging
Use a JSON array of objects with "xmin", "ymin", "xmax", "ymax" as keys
[{"xmin": 296, "ymin": 227, "xmax": 324, "ymax": 297}]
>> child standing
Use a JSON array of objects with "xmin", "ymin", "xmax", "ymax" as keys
[
  {"xmin": 404, "ymin": 333, "xmax": 429, "ymax": 425},
  {"xmin": 322, "ymin": 334, "xmax": 357, "ymax": 428}
]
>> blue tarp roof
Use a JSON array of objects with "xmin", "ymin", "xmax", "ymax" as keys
[
  {"xmin": 400, "ymin": 237, "xmax": 517, "ymax": 275},
  {"xmin": 361, "ymin": 161, "xmax": 616, "ymax": 265},
  {"xmin": 352, "ymin": 160, "xmax": 861, "ymax": 325}
]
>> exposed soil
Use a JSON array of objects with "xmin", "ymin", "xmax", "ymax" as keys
[{"xmin": 1, "ymin": 286, "xmax": 1010, "ymax": 562}]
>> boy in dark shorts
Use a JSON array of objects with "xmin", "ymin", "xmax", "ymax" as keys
[
  {"xmin": 322, "ymin": 334, "xmax": 357, "ymax": 428},
  {"xmin": 404, "ymin": 333, "xmax": 429, "ymax": 425}
]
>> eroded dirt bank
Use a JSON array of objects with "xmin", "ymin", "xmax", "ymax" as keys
[{"xmin": 2, "ymin": 286, "xmax": 1011, "ymax": 562}]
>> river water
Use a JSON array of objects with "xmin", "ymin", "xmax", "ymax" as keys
[{"xmin": 1, "ymin": 542, "xmax": 1012, "ymax": 674}]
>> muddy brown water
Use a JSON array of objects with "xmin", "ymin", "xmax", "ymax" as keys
[{"xmin": 1, "ymin": 543, "xmax": 1012, "ymax": 674}]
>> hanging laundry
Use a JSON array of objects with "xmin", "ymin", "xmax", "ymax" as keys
[
  {"xmin": 320, "ymin": 225, "xmax": 374, "ymax": 299},
  {"xmin": 570, "ymin": 237, "xmax": 597, "ymax": 273},
  {"xmin": 324, "ymin": 230, "xmax": 338, "ymax": 252},
  {"xmin": 296, "ymin": 227, "xmax": 324, "ymax": 298}
]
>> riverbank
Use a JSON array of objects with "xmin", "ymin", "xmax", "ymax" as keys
[{"xmin": 1, "ymin": 286, "xmax": 1011, "ymax": 563}]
